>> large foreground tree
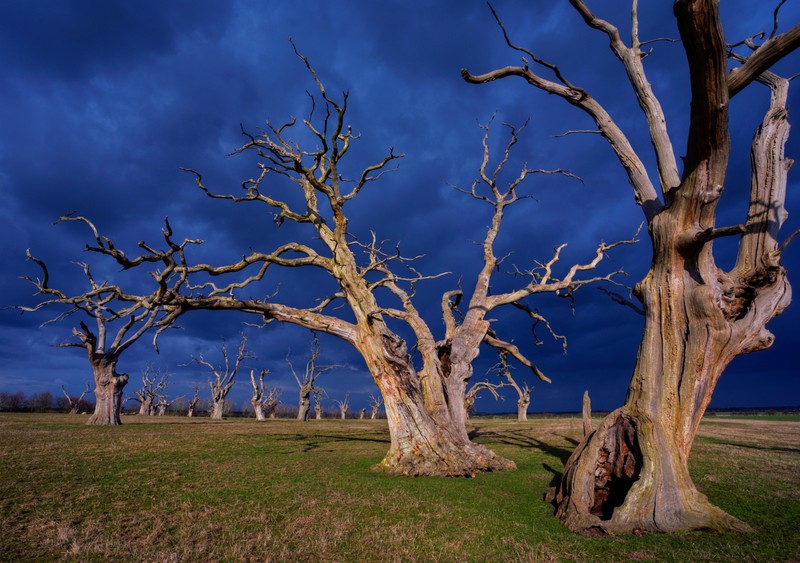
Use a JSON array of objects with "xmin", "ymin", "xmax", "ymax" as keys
[
  {"xmin": 463, "ymin": 0, "xmax": 799, "ymax": 532},
  {"xmin": 19, "ymin": 215, "xmax": 194, "ymax": 425},
  {"xmin": 169, "ymin": 47, "xmax": 631, "ymax": 476}
]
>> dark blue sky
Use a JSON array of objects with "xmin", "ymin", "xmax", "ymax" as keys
[{"xmin": 2, "ymin": 1, "xmax": 798, "ymax": 413}]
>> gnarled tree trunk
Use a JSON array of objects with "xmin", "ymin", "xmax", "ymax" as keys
[
  {"xmin": 252, "ymin": 398, "xmax": 266, "ymax": 421},
  {"xmin": 87, "ymin": 357, "xmax": 128, "ymax": 426},
  {"xmin": 360, "ymin": 329, "xmax": 515, "ymax": 477},
  {"xmin": 298, "ymin": 383, "xmax": 312, "ymax": 421},
  {"xmin": 211, "ymin": 398, "xmax": 225, "ymax": 420},
  {"xmin": 555, "ymin": 60, "xmax": 792, "ymax": 532}
]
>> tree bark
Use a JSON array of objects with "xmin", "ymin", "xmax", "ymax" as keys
[
  {"xmin": 211, "ymin": 399, "xmax": 225, "ymax": 420},
  {"xmin": 87, "ymin": 358, "xmax": 128, "ymax": 426},
  {"xmin": 358, "ymin": 328, "xmax": 515, "ymax": 477},
  {"xmin": 253, "ymin": 399, "xmax": 266, "ymax": 421},
  {"xmin": 298, "ymin": 386, "xmax": 311, "ymax": 421},
  {"xmin": 517, "ymin": 393, "xmax": 530, "ymax": 422},
  {"xmin": 555, "ymin": 58, "xmax": 792, "ymax": 533}
]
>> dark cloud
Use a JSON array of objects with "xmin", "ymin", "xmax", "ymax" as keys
[{"xmin": 2, "ymin": 1, "xmax": 799, "ymax": 413}]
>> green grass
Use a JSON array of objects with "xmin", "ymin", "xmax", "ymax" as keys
[{"xmin": 1, "ymin": 414, "xmax": 798, "ymax": 562}]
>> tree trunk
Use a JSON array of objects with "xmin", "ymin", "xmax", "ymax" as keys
[
  {"xmin": 517, "ymin": 394, "xmax": 530, "ymax": 422},
  {"xmin": 211, "ymin": 399, "xmax": 224, "ymax": 420},
  {"xmin": 187, "ymin": 406, "xmax": 195, "ymax": 417},
  {"xmin": 315, "ymin": 403, "xmax": 323, "ymax": 420},
  {"xmin": 361, "ymin": 330, "xmax": 515, "ymax": 477},
  {"xmin": 555, "ymin": 217, "xmax": 790, "ymax": 533},
  {"xmin": 298, "ymin": 391, "xmax": 310, "ymax": 421},
  {"xmin": 87, "ymin": 358, "xmax": 128, "ymax": 426},
  {"xmin": 582, "ymin": 390, "xmax": 593, "ymax": 437},
  {"xmin": 253, "ymin": 399, "xmax": 266, "ymax": 421},
  {"xmin": 138, "ymin": 397, "xmax": 153, "ymax": 416}
]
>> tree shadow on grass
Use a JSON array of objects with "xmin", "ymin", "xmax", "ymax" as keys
[
  {"xmin": 271, "ymin": 433, "xmax": 391, "ymax": 453},
  {"xmin": 471, "ymin": 427, "xmax": 576, "ymax": 465},
  {"xmin": 707, "ymin": 439, "xmax": 800, "ymax": 455}
]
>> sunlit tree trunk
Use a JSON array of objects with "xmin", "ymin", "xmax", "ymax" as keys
[
  {"xmin": 464, "ymin": 0, "xmax": 798, "ymax": 532},
  {"xmin": 87, "ymin": 357, "xmax": 128, "ymax": 426}
]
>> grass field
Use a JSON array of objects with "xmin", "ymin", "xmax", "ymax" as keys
[{"xmin": 1, "ymin": 413, "xmax": 798, "ymax": 562}]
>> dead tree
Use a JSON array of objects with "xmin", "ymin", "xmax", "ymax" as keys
[
  {"xmin": 494, "ymin": 354, "xmax": 532, "ymax": 422},
  {"xmin": 464, "ymin": 380, "xmax": 506, "ymax": 419},
  {"xmin": 463, "ymin": 0, "xmax": 800, "ymax": 532},
  {"xmin": 582, "ymin": 390, "xmax": 593, "ymax": 438},
  {"xmin": 368, "ymin": 393, "xmax": 383, "ymax": 419},
  {"xmin": 337, "ymin": 394, "xmax": 350, "ymax": 420},
  {"xmin": 287, "ymin": 336, "xmax": 339, "ymax": 421},
  {"xmin": 249, "ymin": 369, "xmax": 277, "ymax": 421},
  {"xmin": 187, "ymin": 334, "xmax": 252, "ymax": 419},
  {"xmin": 168, "ymin": 46, "xmax": 631, "ymax": 476},
  {"xmin": 264, "ymin": 387, "xmax": 281, "ymax": 419},
  {"xmin": 129, "ymin": 366, "xmax": 170, "ymax": 416},
  {"xmin": 19, "ymin": 215, "xmax": 194, "ymax": 425},
  {"xmin": 186, "ymin": 383, "xmax": 201, "ymax": 417},
  {"xmin": 313, "ymin": 389, "xmax": 326, "ymax": 420},
  {"xmin": 60, "ymin": 383, "xmax": 90, "ymax": 414},
  {"xmin": 155, "ymin": 394, "xmax": 182, "ymax": 416},
  {"xmin": 358, "ymin": 408, "xmax": 366, "ymax": 420}
]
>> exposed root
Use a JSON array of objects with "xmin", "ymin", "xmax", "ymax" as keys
[{"xmin": 372, "ymin": 441, "xmax": 516, "ymax": 477}]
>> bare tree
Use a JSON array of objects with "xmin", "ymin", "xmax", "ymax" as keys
[
  {"xmin": 19, "ymin": 215, "xmax": 195, "ymax": 425},
  {"xmin": 337, "ymin": 393, "xmax": 350, "ymax": 420},
  {"xmin": 187, "ymin": 334, "xmax": 252, "ymax": 419},
  {"xmin": 250, "ymin": 369, "xmax": 279, "ymax": 421},
  {"xmin": 287, "ymin": 336, "xmax": 338, "ymax": 421},
  {"xmin": 186, "ymin": 383, "xmax": 201, "ymax": 417},
  {"xmin": 128, "ymin": 366, "xmax": 170, "ymax": 416},
  {"xmin": 494, "ymin": 354, "xmax": 532, "ymax": 422},
  {"xmin": 368, "ymin": 393, "xmax": 383, "ymax": 419},
  {"xmin": 463, "ymin": 0, "xmax": 800, "ymax": 532},
  {"xmin": 464, "ymin": 380, "xmax": 506, "ymax": 420},
  {"xmin": 60, "ymin": 383, "xmax": 90, "ymax": 415},
  {"xmin": 167, "ymin": 47, "xmax": 632, "ymax": 475},
  {"xmin": 263, "ymin": 387, "xmax": 281, "ymax": 419},
  {"xmin": 155, "ymin": 394, "xmax": 182, "ymax": 416},
  {"xmin": 358, "ymin": 408, "xmax": 366, "ymax": 420},
  {"xmin": 313, "ymin": 389, "xmax": 326, "ymax": 420}
]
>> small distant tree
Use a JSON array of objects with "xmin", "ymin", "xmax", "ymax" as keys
[
  {"xmin": 250, "ymin": 369, "xmax": 280, "ymax": 421},
  {"xmin": 155, "ymin": 394, "xmax": 182, "ymax": 416},
  {"xmin": 464, "ymin": 379, "xmax": 507, "ymax": 420},
  {"xmin": 369, "ymin": 393, "xmax": 383, "ymax": 419},
  {"xmin": 495, "ymin": 352, "xmax": 533, "ymax": 422},
  {"xmin": 60, "ymin": 383, "xmax": 90, "ymax": 414},
  {"xmin": 358, "ymin": 408, "xmax": 366, "ymax": 420},
  {"xmin": 186, "ymin": 383, "xmax": 201, "ymax": 417},
  {"xmin": 337, "ymin": 394, "xmax": 350, "ymax": 420},
  {"xmin": 287, "ymin": 336, "xmax": 339, "ymax": 421},
  {"xmin": 128, "ymin": 366, "xmax": 170, "ymax": 416},
  {"xmin": 313, "ymin": 388, "xmax": 326, "ymax": 420},
  {"xmin": 187, "ymin": 334, "xmax": 252, "ymax": 420}
]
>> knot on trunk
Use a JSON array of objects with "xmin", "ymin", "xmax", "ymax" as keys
[{"xmin": 719, "ymin": 262, "xmax": 785, "ymax": 321}]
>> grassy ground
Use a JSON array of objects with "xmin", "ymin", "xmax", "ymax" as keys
[{"xmin": 0, "ymin": 413, "xmax": 797, "ymax": 562}]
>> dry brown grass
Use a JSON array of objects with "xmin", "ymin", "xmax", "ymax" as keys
[{"xmin": 0, "ymin": 413, "xmax": 797, "ymax": 562}]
